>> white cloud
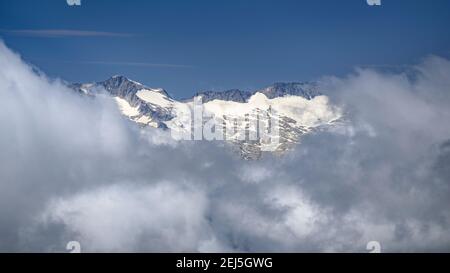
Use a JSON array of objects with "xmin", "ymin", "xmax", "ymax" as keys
[
  {"xmin": 1, "ymin": 41, "xmax": 450, "ymax": 252},
  {"xmin": 0, "ymin": 29, "xmax": 133, "ymax": 38},
  {"xmin": 41, "ymin": 182, "xmax": 211, "ymax": 252}
]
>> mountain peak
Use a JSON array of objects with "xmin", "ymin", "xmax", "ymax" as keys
[
  {"xmin": 257, "ymin": 82, "xmax": 320, "ymax": 99},
  {"xmin": 111, "ymin": 74, "xmax": 126, "ymax": 79},
  {"xmin": 104, "ymin": 75, "xmax": 142, "ymax": 87},
  {"xmin": 191, "ymin": 82, "xmax": 321, "ymax": 103},
  {"xmin": 194, "ymin": 89, "xmax": 252, "ymax": 103},
  {"xmin": 99, "ymin": 76, "xmax": 170, "ymax": 98}
]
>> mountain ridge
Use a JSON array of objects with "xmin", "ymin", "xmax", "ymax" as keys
[
  {"xmin": 72, "ymin": 75, "xmax": 321, "ymax": 102},
  {"xmin": 70, "ymin": 75, "xmax": 342, "ymax": 159}
]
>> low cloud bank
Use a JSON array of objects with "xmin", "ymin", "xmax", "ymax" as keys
[{"xmin": 1, "ymin": 41, "xmax": 449, "ymax": 252}]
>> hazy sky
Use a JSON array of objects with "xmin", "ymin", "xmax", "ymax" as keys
[{"xmin": 1, "ymin": 0, "xmax": 450, "ymax": 98}]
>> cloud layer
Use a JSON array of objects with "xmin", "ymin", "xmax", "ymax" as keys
[{"xmin": 1, "ymin": 41, "xmax": 450, "ymax": 252}]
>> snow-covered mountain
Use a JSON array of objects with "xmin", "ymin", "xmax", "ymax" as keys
[
  {"xmin": 193, "ymin": 82, "xmax": 320, "ymax": 103},
  {"xmin": 71, "ymin": 76, "xmax": 342, "ymax": 159},
  {"xmin": 71, "ymin": 75, "xmax": 174, "ymax": 128}
]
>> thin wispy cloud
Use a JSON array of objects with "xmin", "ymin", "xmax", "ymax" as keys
[
  {"xmin": 32, "ymin": 59, "xmax": 195, "ymax": 69},
  {"xmin": 81, "ymin": 61, "xmax": 195, "ymax": 69},
  {"xmin": 356, "ymin": 64, "xmax": 412, "ymax": 68},
  {"xmin": 0, "ymin": 29, "xmax": 133, "ymax": 38}
]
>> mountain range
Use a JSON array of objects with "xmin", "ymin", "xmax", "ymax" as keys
[{"xmin": 70, "ymin": 76, "xmax": 342, "ymax": 159}]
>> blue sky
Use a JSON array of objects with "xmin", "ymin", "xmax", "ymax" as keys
[{"xmin": 1, "ymin": 0, "xmax": 450, "ymax": 98}]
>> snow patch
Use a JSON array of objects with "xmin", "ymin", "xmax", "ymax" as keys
[
  {"xmin": 114, "ymin": 97, "xmax": 140, "ymax": 118},
  {"xmin": 136, "ymin": 89, "xmax": 173, "ymax": 108}
]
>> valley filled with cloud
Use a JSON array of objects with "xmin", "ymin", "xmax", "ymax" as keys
[{"xmin": 1, "ymin": 41, "xmax": 450, "ymax": 252}]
